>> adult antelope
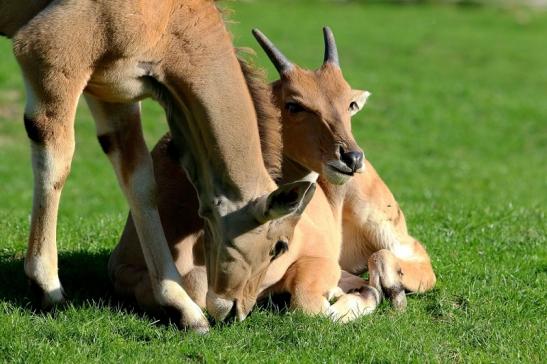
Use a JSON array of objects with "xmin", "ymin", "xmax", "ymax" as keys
[
  {"xmin": 112, "ymin": 28, "xmax": 391, "ymax": 322},
  {"xmin": 1, "ymin": 0, "xmax": 321, "ymax": 332}
]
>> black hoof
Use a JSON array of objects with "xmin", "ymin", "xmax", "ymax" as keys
[{"xmin": 27, "ymin": 279, "xmax": 66, "ymax": 311}]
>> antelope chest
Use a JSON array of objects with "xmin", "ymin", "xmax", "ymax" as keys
[{"xmin": 85, "ymin": 59, "xmax": 152, "ymax": 103}]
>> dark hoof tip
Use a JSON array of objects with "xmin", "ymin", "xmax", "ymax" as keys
[
  {"xmin": 27, "ymin": 280, "xmax": 66, "ymax": 311},
  {"xmin": 160, "ymin": 305, "xmax": 210, "ymax": 333}
]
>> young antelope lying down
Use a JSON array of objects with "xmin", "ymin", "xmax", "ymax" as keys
[{"xmin": 110, "ymin": 27, "xmax": 435, "ymax": 323}]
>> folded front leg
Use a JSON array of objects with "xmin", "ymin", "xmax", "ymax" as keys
[
  {"xmin": 368, "ymin": 239, "xmax": 436, "ymax": 310},
  {"xmin": 330, "ymin": 271, "xmax": 382, "ymax": 322},
  {"xmin": 281, "ymin": 257, "xmax": 340, "ymax": 315},
  {"xmin": 281, "ymin": 257, "xmax": 378, "ymax": 323}
]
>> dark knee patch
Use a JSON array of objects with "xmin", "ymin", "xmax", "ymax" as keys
[
  {"xmin": 97, "ymin": 134, "xmax": 113, "ymax": 154},
  {"xmin": 53, "ymin": 168, "xmax": 70, "ymax": 191},
  {"xmin": 98, "ymin": 128, "xmax": 148, "ymax": 188},
  {"xmin": 24, "ymin": 115, "xmax": 47, "ymax": 144}
]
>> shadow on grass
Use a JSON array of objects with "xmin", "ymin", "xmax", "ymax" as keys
[
  {"xmin": 0, "ymin": 249, "xmax": 446, "ymax": 328},
  {"xmin": 0, "ymin": 249, "xmax": 293, "ymax": 328},
  {"xmin": 0, "ymin": 249, "xmax": 114, "ymax": 307},
  {"xmin": 0, "ymin": 250, "xmax": 171, "ymax": 324}
]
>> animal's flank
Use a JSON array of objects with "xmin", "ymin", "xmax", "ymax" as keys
[{"xmin": 237, "ymin": 56, "xmax": 283, "ymax": 180}]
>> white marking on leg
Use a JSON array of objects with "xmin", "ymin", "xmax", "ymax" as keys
[
  {"xmin": 359, "ymin": 210, "xmax": 418, "ymax": 261},
  {"xmin": 327, "ymin": 293, "xmax": 377, "ymax": 323},
  {"xmin": 24, "ymin": 258, "xmax": 64, "ymax": 303}
]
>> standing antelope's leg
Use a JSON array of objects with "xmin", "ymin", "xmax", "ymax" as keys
[
  {"xmin": 11, "ymin": 0, "xmax": 103, "ymax": 308},
  {"xmin": 19, "ymin": 72, "xmax": 85, "ymax": 308},
  {"xmin": 109, "ymin": 214, "xmax": 209, "ymax": 311},
  {"xmin": 84, "ymin": 96, "xmax": 209, "ymax": 332},
  {"xmin": 112, "ymin": 263, "xmax": 209, "ymax": 313}
]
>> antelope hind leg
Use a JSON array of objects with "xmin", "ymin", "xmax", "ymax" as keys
[{"xmin": 85, "ymin": 96, "xmax": 209, "ymax": 332}]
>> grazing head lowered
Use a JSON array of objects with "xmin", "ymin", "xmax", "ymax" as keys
[
  {"xmin": 205, "ymin": 180, "xmax": 316, "ymax": 322},
  {"xmin": 253, "ymin": 27, "xmax": 370, "ymax": 185}
]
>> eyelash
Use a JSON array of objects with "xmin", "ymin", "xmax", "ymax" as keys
[{"xmin": 285, "ymin": 102, "xmax": 305, "ymax": 113}]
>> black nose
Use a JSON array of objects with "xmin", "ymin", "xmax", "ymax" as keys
[{"xmin": 341, "ymin": 151, "xmax": 364, "ymax": 172}]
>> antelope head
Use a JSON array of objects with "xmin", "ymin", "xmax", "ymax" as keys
[
  {"xmin": 205, "ymin": 180, "xmax": 316, "ymax": 322},
  {"xmin": 253, "ymin": 27, "xmax": 370, "ymax": 185}
]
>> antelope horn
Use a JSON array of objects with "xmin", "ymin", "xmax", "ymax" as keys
[
  {"xmin": 323, "ymin": 26, "xmax": 339, "ymax": 67},
  {"xmin": 252, "ymin": 28, "xmax": 293, "ymax": 74}
]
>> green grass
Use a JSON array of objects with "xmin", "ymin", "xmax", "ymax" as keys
[{"xmin": 1, "ymin": 1, "xmax": 546, "ymax": 362}]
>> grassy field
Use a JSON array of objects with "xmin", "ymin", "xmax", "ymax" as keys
[{"xmin": 0, "ymin": 1, "xmax": 546, "ymax": 362}]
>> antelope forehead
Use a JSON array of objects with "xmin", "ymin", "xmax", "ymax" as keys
[
  {"xmin": 299, "ymin": 80, "xmax": 351, "ymax": 112},
  {"xmin": 283, "ymin": 71, "xmax": 321, "ymax": 97}
]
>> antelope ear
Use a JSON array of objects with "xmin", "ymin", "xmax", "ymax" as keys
[
  {"xmin": 253, "ymin": 181, "xmax": 316, "ymax": 223},
  {"xmin": 350, "ymin": 89, "xmax": 371, "ymax": 116}
]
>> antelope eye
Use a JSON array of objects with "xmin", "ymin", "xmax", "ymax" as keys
[
  {"xmin": 271, "ymin": 240, "xmax": 289, "ymax": 261},
  {"xmin": 349, "ymin": 101, "xmax": 359, "ymax": 112},
  {"xmin": 285, "ymin": 102, "xmax": 305, "ymax": 113}
]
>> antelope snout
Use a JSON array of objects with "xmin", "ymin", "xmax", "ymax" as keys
[
  {"xmin": 324, "ymin": 146, "xmax": 365, "ymax": 184},
  {"xmin": 341, "ymin": 150, "xmax": 364, "ymax": 173},
  {"xmin": 206, "ymin": 290, "xmax": 235, "ymax": 322},
  {"xmin": 206, "ymin": 290, "xmax": 252, "ymax": 322}
]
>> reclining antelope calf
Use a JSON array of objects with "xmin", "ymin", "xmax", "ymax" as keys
[
  {"xmin": 111, "ymin": 28, "xmax": 381, "ymax": 323},
  {"xmin": 112, "ymin": 27, "xmax": 435, "ymax": 323},
  {"xmin": 261, "ymin": 29, "xmax": 437, "ymax": 309},
  {"xmin": 2, "ymin": 0, "xmax": 323, "ymax": 332}
]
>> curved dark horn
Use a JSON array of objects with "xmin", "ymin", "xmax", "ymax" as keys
[
  {"xmin": 323, "ymin": 26, "xmax": 339, "ymax": 67},
  {"xmin": 252, "ymin": 28, "xmax": 293, "ymax": 74}
]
